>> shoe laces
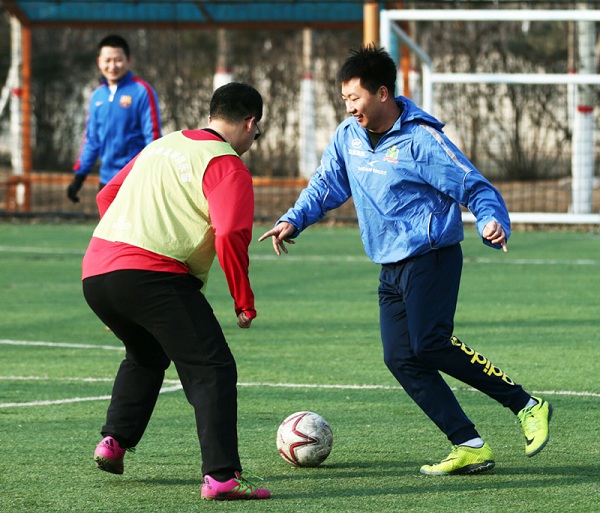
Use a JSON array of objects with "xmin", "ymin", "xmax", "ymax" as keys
[
  {"xmin": 444, "ymin": 445, "xmax": 461, "ymax": 459},
  {"xmin": 518, "ymin": 406, "xmax": 539, "ymax": 432},
  {"xmin": 234, "ymin": 470, "xmax": 265, "ymax": 491}
]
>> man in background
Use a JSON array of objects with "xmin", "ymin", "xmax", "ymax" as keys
[{"xmin": 67, "ymin": 34, "xmax": 161, "ymax": 202}]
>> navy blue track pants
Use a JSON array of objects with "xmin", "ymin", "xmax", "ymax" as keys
[
  {"xmin": 83, "ymin": 270, "xmax": 241, "ymax": 477},
  {"xmin": 378, "ymin": 244, "xmax": 531, "ymax": 445}
]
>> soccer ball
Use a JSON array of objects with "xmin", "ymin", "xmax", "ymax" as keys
[{"xmin": 276, "ymin": 411, "xmax": 333, "ymax": 467}]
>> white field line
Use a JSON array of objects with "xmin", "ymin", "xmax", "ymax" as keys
[
  {"xmin": 461, "ymin": 257, "xmax": 600, "ymax": 265},
  {"xmin": 1, "ymin": 244, "xmax": 599, "ymax": 265},
  {"xmin": 0, "ymin": 245, "xmax": 86, "ymax": 255},
  {"xmin": 0, "ymin": 385, "xmax": 184, "ymax": 408},
  {"xmin": 0, "ymin": 339, "xmax": 124, "ymax": 351},
  {"xmin": 1, "ymin": 377, "xmax": 598, "ymax": 408},
  {"xmin": 1, "ymin": 339, "xmax": 599, "ymax": 408},
  {"xmin": 256, "ymin": 255, "xmax": 600, "ymax": 265}
]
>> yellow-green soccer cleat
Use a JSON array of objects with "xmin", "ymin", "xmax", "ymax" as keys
[
  {"xmin": 518, "ymin": 396, "xmax": 553, "ymax": 457},
  {"xmin": 420, "ymin": 443, "xmax": 495, "ymax": 475}
]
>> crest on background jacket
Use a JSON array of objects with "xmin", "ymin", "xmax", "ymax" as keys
[{"xmin": 119, "ymin": 95, "xmax": 132, "ymax": 108}]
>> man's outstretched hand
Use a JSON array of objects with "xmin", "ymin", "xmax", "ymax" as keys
[{"xmin": 258, "ymin": 222, "xmax": 296, "ymax": 255}]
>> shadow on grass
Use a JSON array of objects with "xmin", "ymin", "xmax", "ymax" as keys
[
  {"xmin": 262, "ymin": 460, "xmax": 599, "ymax": 500},
  {"xmin": 91, "ymin": 459, "xmax": 598, "ymax": 503}
]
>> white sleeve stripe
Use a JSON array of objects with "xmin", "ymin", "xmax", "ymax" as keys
[{"xmin": 419, "ymin": 123, "xmax": 473, "ymax": 176}]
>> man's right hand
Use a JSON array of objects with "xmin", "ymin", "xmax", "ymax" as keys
[
  {"xmin": 67, "ymin": 174, "xmax": 86, "ymax": 203},
  {"xmin": 237, "ymin": 312, "xmax": 252, "ymax": 329},
  {"xmin": 258, "ymin": 222, "xmax": 296, "ymax": 255}
]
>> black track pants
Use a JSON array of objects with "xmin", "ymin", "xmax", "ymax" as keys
[
  {"xmin": 378, "ymin": 244, "xmax": 531, "ymax": 445},
  {"xmin": 83, "ymin": 270, "xmax": 241, "ymax": 476}
]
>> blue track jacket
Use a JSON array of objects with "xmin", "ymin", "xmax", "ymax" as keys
[
  {"xmin": 73, "ymin": 71, "xmax": 161, "ymax": 184},
  {"xmin": 280, "ymin": 96, "xmax": 510, "ymax": 264}
]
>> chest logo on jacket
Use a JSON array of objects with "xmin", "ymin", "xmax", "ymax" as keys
[
  {"xmin": 348, "ymin": 138, "xmax": 367, "ymax": 157},
  {"xmin": 383, "ymin": 145, "xmax": 399, "ymax": 164},
  {"xmin": 357, "ymin": 159, "xmax": 387, "ymax": 176},
  {"xmin": 119, "ymin": 95, "xmax": 132, "ymax": 108}
]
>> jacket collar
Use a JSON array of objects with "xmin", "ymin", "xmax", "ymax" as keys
[{"xmin": 101, "ymin": 70, "xmax": 134, "ymax": 88}]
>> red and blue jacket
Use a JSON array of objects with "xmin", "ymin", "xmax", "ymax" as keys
[{"xmin": 73, "ymin": 71, "xmax": 161, "ymax": 185}]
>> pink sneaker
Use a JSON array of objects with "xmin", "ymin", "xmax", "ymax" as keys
[
  {"xmin": 201, "ymin": 471, "xmax": 271, "ymax": 500},
  {"xmin": 93, "ymin": 436, "xmax": 126, "ymax": 474}
]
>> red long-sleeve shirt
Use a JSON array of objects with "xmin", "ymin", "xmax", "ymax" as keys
[{"xmin": 82, "ymin": 129, "xmax": 256, "ymax": 319}]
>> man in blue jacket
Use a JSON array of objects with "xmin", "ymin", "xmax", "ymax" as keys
[
  {"xmin": 67, "ymin": 35, "xmax": 161, "ymax": 203},
  {"xmin": 259, "ymin": 45, "xmax": 552, "ymax": 475}
]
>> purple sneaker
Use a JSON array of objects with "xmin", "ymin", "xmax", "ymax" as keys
[
  {"xmin": 93, "ymin": 436, "xmax": 126, "ymax": 474},
  {"xmin": 201, "ymin": 471, "xmax": 271, "ymax": 500}
]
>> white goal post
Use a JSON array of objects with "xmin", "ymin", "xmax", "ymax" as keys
[{"xmin": 380, "ymin": 8, "xmax": 600, "ymax": 225}]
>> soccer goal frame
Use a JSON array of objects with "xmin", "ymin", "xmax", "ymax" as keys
[{"xmin": 380, "ymin": 8, "xmax": 600, "ymax": 225}]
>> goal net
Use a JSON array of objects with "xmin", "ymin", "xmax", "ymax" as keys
[{"xmin": 381, "ymin": 8, "xmax": 600, "ymax": 225}]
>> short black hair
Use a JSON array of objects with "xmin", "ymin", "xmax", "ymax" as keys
[
  {"xmin": 98, "ymin": 35, "xmax": 130, "ymax": 58},
  {"xmin": 338, "ymin": 44, "xmax": 397, "ymax": 96},
  {"xmin": 210, "ymin": 82, "xmax": 263, "ymax": 123}
]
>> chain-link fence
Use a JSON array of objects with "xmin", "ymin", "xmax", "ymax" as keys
[{"xmin": 1, "ymin": 6, "xmax": 599, "ymax": 222}]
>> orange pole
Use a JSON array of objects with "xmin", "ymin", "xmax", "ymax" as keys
[
  {"xmin": 363, "ymin": 2, "xmax": 379, "ymax": 46},
  {"xmin": 21, "ymin": 23, "xmax": 32, "ymax": 211},
  {"xmin": 400, "ymin": 21, "xmax": 411, "ymax": 98}
]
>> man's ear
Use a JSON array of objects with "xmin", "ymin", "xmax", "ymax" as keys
[
  {"xmin": 245, "ymin": 116, "xmax": 256, "ymax": 135},
  {"xmin": 379, "ymin": 85, "xmax": 390, "ymax": 102}
]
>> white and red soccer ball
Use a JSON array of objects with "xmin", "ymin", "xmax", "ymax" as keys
[{"xmin": 276, "ymin": 411, "xmax": 333, "ymax": 467}]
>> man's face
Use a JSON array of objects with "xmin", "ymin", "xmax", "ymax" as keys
[
  {"xmin": 341, "ymin": 77, "xmax": 385, "ymax": 132},
  {"xmin": 97, "ymin": 46, "xmax": 130, "ymax": 85}
]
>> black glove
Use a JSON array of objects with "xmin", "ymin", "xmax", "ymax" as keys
[{"xmin": 66, "ymin": 174, "xmax": 86, "ymax": 203}]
